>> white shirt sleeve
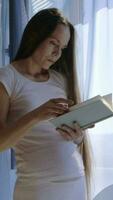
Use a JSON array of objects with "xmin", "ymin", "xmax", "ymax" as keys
[{"xmin": 0, "ymin": 65, "xmax": 15, "ymax": 97}]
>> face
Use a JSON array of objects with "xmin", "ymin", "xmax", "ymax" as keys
[{"xmin": 32, "ymin": 24, "xmax": 70, "ymax": 71}]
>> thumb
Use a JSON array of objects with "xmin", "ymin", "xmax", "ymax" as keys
[{"xmin": 68, "ymin": 99, "xmax": 74, "ymax": 106}]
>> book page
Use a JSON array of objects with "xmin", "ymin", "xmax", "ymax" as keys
[
  {"xmin": 103, "ymin": 93, "xmax": 112, "ymax": 106},
  {"xmin": 69, "ymin": 95, "xmax": 101, "ymax": 111},
  {"xmin": 69, "ymin": 93, "xmax": 112, "ymax": 111}
]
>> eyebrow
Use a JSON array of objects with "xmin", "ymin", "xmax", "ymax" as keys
[{"xmin": 50, "ymin": 37, "xmax": 68, "ymax": 48}]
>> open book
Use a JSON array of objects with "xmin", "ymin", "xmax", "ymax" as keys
[{"xmin": 50, "ymin": 93, "xmax": 113, "ymax": 129}]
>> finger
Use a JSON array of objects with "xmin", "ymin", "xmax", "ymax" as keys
[
  {"xmin": 56, "ymin": 102, "xmax": 69, "ymax": 109},
  {"xmin": 73, "ymin": 122, "xmax": 83, "ymax": 137},
  {"xmin": 60, "ymin": 124, "xmax": 75, "ymax": 133},
  {"xmin": 49, "ymin": 108, "xmax": 67, "ymax": 116},
  {"xmin": 72, "ymin": 122, "xmax": 84, "ymax": 144},
  {"xmin": 49, "ymin": 108, "xmax": 63, "ymax": 114},
  {"xmin": 68, "ymin": 99, "xmax": 74, "ymax": 106},
  {"xmin": 59, "ymin": 124, "xmax": 84, "ymax": 145},
  {"xmin": 73, "ymin": 135, "xmax": 84, "ymax": 145},
  {"xmin": 60, "ymin": 124, "xmax": 79, "ymax": 141},
  {"xmin": 56, "ymin": 128, "xmax": 72, "ymax": 141},
  {"xmin": 49, "ymin": 102, "xmax": 69, "ymax": 113},
  {"xmin": 51, "ymin": 98, "xmax": 74, "ymax": 106},
  {"xmin": 51, "ymin": 104, "xmax": 69, "ymax": 111},
  {"xmin": 55, "ymin": 104, "xmax": 69, "ymax": 112},
  {"xmin": 82, "ymin": 124, "xmax": 95, "ymax": 130}
]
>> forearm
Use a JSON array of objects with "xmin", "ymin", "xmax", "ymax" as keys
[{"xmin": 0, "ymin": 109, "xmax": 40, "ymax": 151}]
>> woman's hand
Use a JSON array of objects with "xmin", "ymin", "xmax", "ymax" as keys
[
  {"xmin": 56, "ymin": 122, "xmax": 95, "ymax": 145},
  {"xmin": 34, "ymin": 98, "xmax": 74, "ymax": 122},
  {"xmin": 56, "ymin": 122, "xmax": 84, "ymax": 145}
]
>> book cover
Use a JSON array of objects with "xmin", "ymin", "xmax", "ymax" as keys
[{"xmin": 50, "ymin": 94, "xmax": 113, "ymax": 129}]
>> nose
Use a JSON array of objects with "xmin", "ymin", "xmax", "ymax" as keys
[{"xmin": 52, "ymin": 46, "xmax": 62, "ymax": 59}]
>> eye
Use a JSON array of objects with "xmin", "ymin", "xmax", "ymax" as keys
[{"xmin": 50, "ymin": 40, "xmax": 58, "ymax": 48}]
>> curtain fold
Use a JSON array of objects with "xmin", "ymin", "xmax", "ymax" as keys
[
  {"xmin": 9, "ymin": 0, "xmax": 32, "ymax": 61},
  {"xmin": 9, "ymin": 0, "xmax": 32, "ymax": 170},
  {"xmin": 0, "ymin": 150, "xmax": 11, "ymax": 200},
  {"xmin": 1, "ymin": 0, "xmax": 9, "ymax": 65},
  {"xmin": 81, "ymin": 0, "xmax": 113, "ymax": 197},
  {"xmin": 0, "ymin": 1, "xmax": 11, "ymax": 200}
]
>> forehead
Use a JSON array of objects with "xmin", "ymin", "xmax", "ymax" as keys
[{"xmin": 50, "ymin": 24, "xmax": 70, "ymax": 46}]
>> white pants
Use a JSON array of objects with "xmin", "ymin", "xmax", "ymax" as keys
[{"xmin": 13, "ymin": 176, "xmax": 87, "ymax": 200}]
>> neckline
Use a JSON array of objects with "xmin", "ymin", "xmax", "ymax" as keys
[{"xmin": 9, "ymin": 64, "xmax": 51, "ymax": 83}]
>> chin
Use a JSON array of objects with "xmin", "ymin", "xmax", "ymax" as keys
[
  {"xmin": 41, "ymin": 67, "xmax": 49, "ymax": 72},
  {"xmin": 42, "ymin": 64, "xmax": 52, "ymax": 70}
]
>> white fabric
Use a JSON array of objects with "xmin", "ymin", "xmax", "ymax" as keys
[
  {"xmin": 0, "ymin": 150, "xmax": 11, "ymax": 200},
  {"xmin": 73, "ymin": 0, "xmax": 113, "ymax": 197},
  {"xmin": 13, "ymin": 176, "xmax": 86, "ymax": 200},
  {"xmin": 0, "ymin": 64, "xmax": 85, "ymax": 199}
]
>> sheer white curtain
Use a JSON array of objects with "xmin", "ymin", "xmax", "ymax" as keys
[
  {"xmin": 0, "ymin": 1, "xmax": 11, "ymax": 200},
  {"xmin": 31, "ymin": 0, "xmax": 67, "ymax": 14},
  {"xmin": 82, "ymin": 0, "xmax": 113, "ymax": 197}
]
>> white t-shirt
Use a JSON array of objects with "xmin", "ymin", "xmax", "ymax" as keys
[{"xmin": 0, "ymin": 64, "xmax": 85, "ymax": 185}]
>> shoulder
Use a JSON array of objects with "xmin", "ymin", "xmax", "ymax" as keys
[
  {"xmin": 0, "ymin": 64, "xmax": 15, "ymax": 76},
  {"xmin": 0, "ymin": 65, "xmax": 15, "ymax": 94},
  {"xmin": 0, "ymin": 64, "xmax": 23, "ymax": 97}
]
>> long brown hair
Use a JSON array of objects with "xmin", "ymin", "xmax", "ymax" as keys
[
  {"xmin": 53, "ymin": 20, "xmax": 93, "ymax": 199},
  {"xmin": 13, "ymin": 7, "xmax": 92, "ymax": 198}
]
